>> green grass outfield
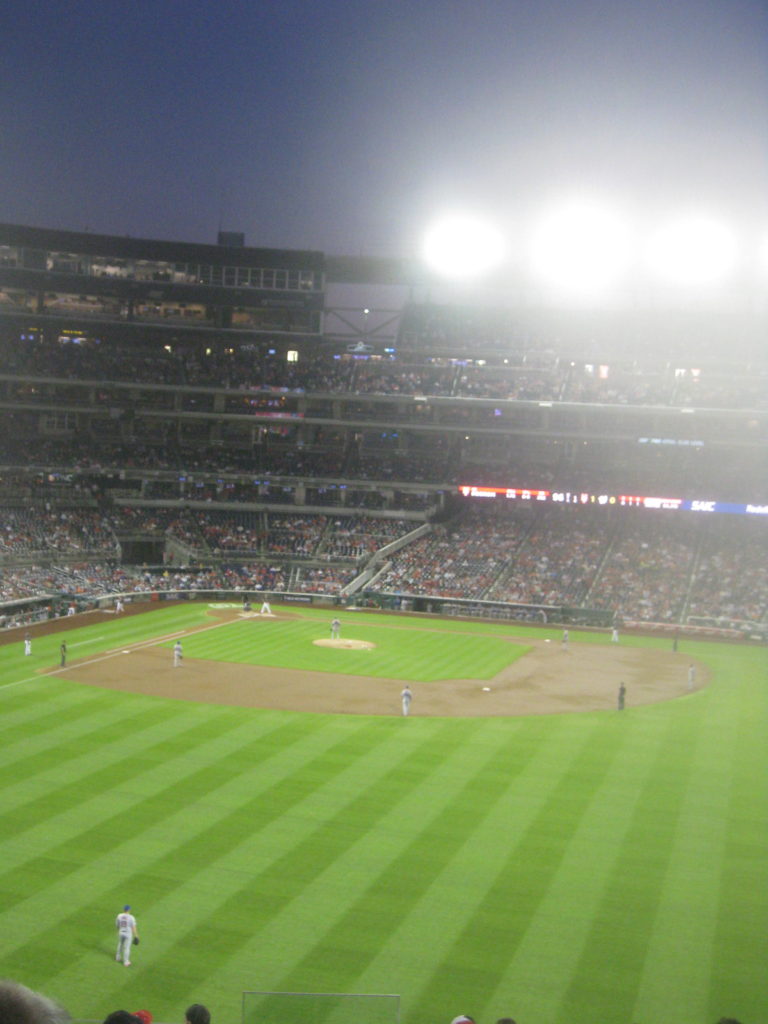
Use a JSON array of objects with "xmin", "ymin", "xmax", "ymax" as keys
[{"xmin": 0, "ymin": 602, "xmax": 766, "ymax": 1024}]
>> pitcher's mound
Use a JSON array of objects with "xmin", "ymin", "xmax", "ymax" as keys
[{"xmin": 314, "ymin": 638, "xmax": 376, "ymax": 650}]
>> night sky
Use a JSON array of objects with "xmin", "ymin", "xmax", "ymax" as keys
[{"xmin": 2, "ymin": 0, "xmax": 766, "ymax": 258}]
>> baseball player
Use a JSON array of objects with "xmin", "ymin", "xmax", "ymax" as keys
[
  {"xmin": 260, "ymin": 596, "xmax": 272, "ymax": 615},
  {"xmin": 611, "ymin": 627, "xmax": 619, "ymax": 643},
  {"xmin": 115, "ymin": 904, "xmax": 138, "ymax": 966},
  {"xmin": 618, "ymin": 682, "xmax": 626, "ymax": 711},
  {"xmin": 687, "ymin": 663, "xmax": 696, "ymax": 690},
  {"xmin": 330, "ymin": 617, "xmax": 341, "ymax": 640},
  {"xmin": 115, "ymin": 598, "xmax": 124, "ymax": 614},
  {"xmin": 401, "ymin": 685, "xmax": 412, "ymax": 717},
  {"xmin": 173, "ymin": 641, "xmax": 183, "ymax": 667},
  {"xmin": 60, "ymin": 641, "xmax": 67, "ymax": 667},
  {"xmin": 24, "ymin": 633, "xmax": 32, "ymax": 656}
]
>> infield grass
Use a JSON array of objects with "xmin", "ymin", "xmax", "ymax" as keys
[
  {"xmin": 0, "ymin": 602, "xmax": 765, "ymax": 1024},
  {"xmin": 177, "ymin": 613, "xmax": 531, "ymax": 680}
]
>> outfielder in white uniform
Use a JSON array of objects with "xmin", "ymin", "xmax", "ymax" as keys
[
  {"xmin": 401, "ymin": 685, "xmax": 412, "ymax": 717},
  {"xmin": 24, "ymin": 635, "xmax": 32, "ymax": 656},
  {"xmin": 115, "ymin": 904, "xmax": 138, "ymax": 966}
]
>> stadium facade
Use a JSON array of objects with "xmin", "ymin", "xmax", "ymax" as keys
[{"xmin": 0, "ymin": 223, "xmax": 765, "ymax": 636}]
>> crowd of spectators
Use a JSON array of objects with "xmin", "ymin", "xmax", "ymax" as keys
[
  {"xmin": 0, "ymin": 504, "xmax": 765, "ymax": 631},
  {"xmin": 376, "ymin": 508, "xmax": 529, "ymax": 600},
  {"xmin": 0, "ymin": 508, "xmax": 118, "ymax": 557},
  {"xmin": 685, "ymin": 519, "xmax": 768, "ymax": 625},
  {"xmin": 486, "ymin": 509, "xmax": 607, "ymax": 606},
  {"xmin": 2, "ymin": 330, "xmax": 766, "ymax": 410},
  {"xmin": 1, "ymin": 501, "xmax": 766, "ymax": 628},
  {"xmin": 586, "ymin": 514, "xmax": 698, "ymax": 623},
  {"xmin": 374, "ymin": 505, "xmax": 767, "ymax": 628}
]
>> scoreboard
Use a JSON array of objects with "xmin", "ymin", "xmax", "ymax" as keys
[{"xmin": 458, "ymin": 485, "xmax": 768, "ymax": 517}]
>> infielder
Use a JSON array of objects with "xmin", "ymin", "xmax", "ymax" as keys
[
  {"xmin": 115, "ymin": 598, "xmax": 124, "ymax": 614},
  {"xmin": 115, "ymin": 904, "xmax": 138, "ymax": 966},
  {"xmin": 401, "ymin": 685, "xmax": 412, "ymax": 716},
  {"xmin": 173, "ymin": 640, "xmax": 183, "ymax": 667},
  {"xmin": 330, "ymin": 617, "xmax": 341, "ymax": 639},
  {"xmin": 611, "ymin": 627, "xmax": 619, "ymax": 643}
]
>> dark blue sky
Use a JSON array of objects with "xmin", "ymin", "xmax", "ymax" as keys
[{"xmin": 2, "ymin": 0, "xmax": 766, "ymax": 256}]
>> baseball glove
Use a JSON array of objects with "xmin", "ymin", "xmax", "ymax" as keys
[{"xmin": 132, "ymin": 936, "xmax": 140, "ymax": 946}]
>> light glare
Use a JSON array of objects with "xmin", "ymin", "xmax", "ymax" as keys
[
  {"xmin": 422, "ymin": 214, "xmax": 506, "ymax": 279},
  {"xmin": 529, "ymin": 201, "xmax": 632, "ymax": 298},
  {"xmin": 645, "ymin": 216, "xmax": 738, "ymax": 286}
]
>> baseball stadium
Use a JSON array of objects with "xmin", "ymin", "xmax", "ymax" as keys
[{"xmin": 0, "ymin": 214, "xmax": 766, "ymax": 1024}]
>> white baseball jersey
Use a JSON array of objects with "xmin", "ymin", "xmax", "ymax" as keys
[{"xmin": 116, "ymin": 911, "xmax": 136, "ymax": 934}]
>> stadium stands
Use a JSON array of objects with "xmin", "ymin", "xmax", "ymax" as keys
[{"xmin": 0, "ymin": 222, "xmax": 765, "ymax": 635}]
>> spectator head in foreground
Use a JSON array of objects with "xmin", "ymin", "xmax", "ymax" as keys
[
  {"xmin": 185, "ymin": 1006, "xmax": 211, "ymax": 1024},
  {"xmin": 0, "ymin": 980, "xmax": 70, "ymax": 1024}
]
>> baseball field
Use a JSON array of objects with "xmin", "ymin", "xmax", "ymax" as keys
[{"xmin": 0, "ymin": 600, "xmax": 766, "ymax": 1024}]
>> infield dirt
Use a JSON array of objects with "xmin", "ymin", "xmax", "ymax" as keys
[{"xmin": 44, "ymin": 605, "xmax": 703, "ymax": 717}]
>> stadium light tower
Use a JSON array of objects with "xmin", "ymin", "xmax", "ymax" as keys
[
  {"xmin": 644, "ymin": 214, "xmax": 738, "ymax": 287},
  {"xmin": 529, "ymin": 199, "xmax": 632, "ymax": 300},
  {"xmin": 421, "ymin": 213, "xmax": 506, "ymax": 279}
]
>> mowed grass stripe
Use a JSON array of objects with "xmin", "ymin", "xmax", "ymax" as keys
[
  {"xmin": 708, "ymin": 651, "xmax": 768, "ymax": 1024},
  {"xmin": 44, "ymin": 718, "xmax": 459, "ymax": 1009},
  {"xmin": 483, "ymin": 708, "xmax": 700, "ymax": 1024},
  {"xmin": 108, "ymin": 722, "xmax": 496, "ymax": 1013},
  {"xmin": 551, "ymin": 705, "xmax": 704, "ymax": 1024},
  {"xmin": 0, "ymin": 710, "xmax": 335, "ymax": 923},
  {"xmin": 183, "ymin": 618, "xmax": 527, "ymax": 681},
  {"xmin": 113, "ymin": 722, "xmax": 464, "ymax": 978},
  {"xmin": 401, "ymin": 713, "xmax": 635, "ymax": 1024},
  {"xmin": 0, "ymin": 682, "xmax": 123, "ymax": 741},
  {"xmin": 0, "ymin": 695, "xmax": 196, "ymax": 793},
  {"xmin": 0, "ymin": 699, "xmax": 245, "ymax": 840},
  {"xmin": 628, "ymin": 690, "xmax": 741, "ymax": 1024},
  {"xmin": 1, "ymin": 609, "xmax": 764, "ymax": 1024},
  {"xmin": 3, "ymin": 715, "xmax": 398, "ymax": 976},
  {"xmin": 291, "ymin": 716, "xmax": 594, "ymax": 1006}
]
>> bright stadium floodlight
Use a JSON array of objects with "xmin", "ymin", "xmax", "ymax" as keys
[
  {"xmin": 529, "ymin": 200, "xmax": 632, "ymax": 298},
  {"xmin": 758, "ymin": 233, "xmax": 768, "ymax": 278},
  {"xmin": 421, "ymin": 213, "xmax": 506, "ymax": 279},
  {"xmin": 645, "ymin": 215, "xmax": 738, "ymax": 287}
]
